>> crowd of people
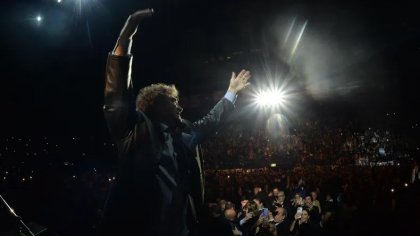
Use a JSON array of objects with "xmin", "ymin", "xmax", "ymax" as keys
[
  {"xmin": 201, "ymin": 118, "xmax": 410, "ymax": 169},
  {"xmin": 0, "ymin": 116, "xmax": 418, "ymax": 235},
  {"xmin": 200, "ymin": 163, "xmax": 418, "ymax": 236}
]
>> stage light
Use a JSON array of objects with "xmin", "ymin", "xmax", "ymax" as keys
[
  {"xmin": 390, "ymin": 188, "xmax": 394, "ymax": 193},
  {"xmin": 270, "ymin": 163, "xmax": 277, "ymax": 167},
  {"xmin": 255, "ymin": 89, "xmax": 286, "ymax": 107},
  {"xmin": 57, "ymin": 0, "xmax": 62, "ymax": 3},
  {"xmin": 404, "ymin": 183, "xmax": 408, "ymax": 187},
  {"xmin": 36, "ymin": 15, "xmax": 42, "ymax": 22}
]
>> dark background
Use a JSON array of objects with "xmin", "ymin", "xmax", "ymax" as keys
[{"xmin": 0, "ymin": 0, "xmax": 419, "ymax": 137}]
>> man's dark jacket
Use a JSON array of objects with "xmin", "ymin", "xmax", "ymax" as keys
[{"xmin": 99, "ymin": 54, "xmax": 234, "ymax": 235}]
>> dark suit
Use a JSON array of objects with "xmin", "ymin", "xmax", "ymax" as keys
[{"xmin": 99, "ymin": 54, "xmax": 235, "ymax": 236}]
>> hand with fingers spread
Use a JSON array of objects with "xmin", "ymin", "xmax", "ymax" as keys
[
  {"xmin": 228, "ymin": 69, "xmax": 251, "ymax": 94},
  {"xmin": 113, "ymin": 8, "xmax": 154, "ymax": 56}
]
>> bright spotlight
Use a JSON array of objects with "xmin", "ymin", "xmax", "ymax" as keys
[
  {"xmin": 57, "ymin": 0, "xmax": 62, "ymax": 3},
  {"xmin": 255, "ymin": 89, "xmax": 285, "ymax": 107},
  {"xmin": 36, "ymin": 15, "xmax": 42, "ymax": 22}
]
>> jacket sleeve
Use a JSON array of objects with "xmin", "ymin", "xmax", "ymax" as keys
[
  {"xmin": 103, "ymin": 53, "xmax": 137, "ymax": 140},
  {"xmin": 190, "ymin": 97, "xmax": 235, "ymax": 145}
]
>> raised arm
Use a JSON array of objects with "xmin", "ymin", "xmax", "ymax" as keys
[
  {"xmin": 104, "ymin": 9, "xmax": 153, "ymax": 140},
  {"xmin": 190, "ymin": 70, "xmax": 251, "ymax": 144}
]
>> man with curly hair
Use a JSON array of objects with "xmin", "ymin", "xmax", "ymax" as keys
[{"xmin": 99, "ymin": 9, "xmax": 251, "ymax": 236}]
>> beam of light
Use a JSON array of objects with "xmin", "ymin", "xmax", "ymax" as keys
[
  {"xmin": 289, "ymin": 20, "xmax": 308, "ymax": 62},
  {"xmin": 86, "ymin": 20, "xmax": 92, "ymax": 47},
  {"xmin": 72, "ymin": 0, "xmax": 106, "ymax": 17},
  {"xmin": 282, "ymin": 17, "xmax": 296, "ymax": 49},
  {"xmin": 57, "ymin": 0, "xmax": 62, "ymax": 3}
]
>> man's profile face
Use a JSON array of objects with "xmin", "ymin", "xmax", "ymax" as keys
[{"xmin": 156, "ymin": 95, "xmax": 183, "ymax": 126}]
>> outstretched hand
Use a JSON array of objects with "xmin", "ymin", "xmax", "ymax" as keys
[
  {"xmin": 113, "ymin": 8, "xmax": 154, "ymax": 55},
  {"xmin": 119, "ymin": 8, "xmax": 154, "ymax": 40},
  {"xmin": 228, "ymin": 69, "xmax": 251, "ymax": 93}
]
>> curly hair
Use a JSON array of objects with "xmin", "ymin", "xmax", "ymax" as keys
[{"xmin": 136, "ymin": 83, "xmax": 179, "ymax": 113}]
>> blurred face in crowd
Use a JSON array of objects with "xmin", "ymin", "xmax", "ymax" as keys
[
  {"xmin": 219, "ymin": 200, "xmax": 227, "ymax": 212},
  {"xmin": 301, "ymin": 209, "xmax": 310, "ymax": 223},
  {"xmin": 311, "ymin": 191, "xmax": 318, "ymax": 201},
  {"xmin": 278, "ymin": 191, "xmax": 286, "ymax": 203},
  {"xmin": 274, "ymin": 207, "xmax": 286, "ymax": 223},
  {"xmin": 294, "ymin": 193, "xmax": 301, "ymax": 202},
  {"xmin": 304, "ymin": 196, "xmax": 313, "ymax": 207},
  {"xmin": 254, "ymin": 186, "xmax": 261, "ymax": 195},
  {"xmin": 253, "ymin": 198, "xmax": 263, "ymax": 209},
  {"xmin": 241, "ymin": 199, "xmax": 249, "ymax": 208},
  {"xmin": 224, "ymin": 208, "xmax": 237, "ymax": 221},
  {"xmin": 273, "ymin": 188, "xmax": 279, "ymax": 197}
]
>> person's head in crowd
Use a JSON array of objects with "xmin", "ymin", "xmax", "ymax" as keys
[
  {"xmin": 300, "ymin": 209, "xmax": 310, "ymax": 224},
  {"xmin": 274, "ymin": 207, "xmax": 287, "ymax": 223},
  {"xmin": 253, "ymin": 197, "xmax": 264, "ymax": 209},
  {"xmin": 310, "ymin": 191, "xmax": 318, "ymax": 201},
  {"xmin": 218, "ymin": 199, "xmax": 227, "ymax": 212},
  {"xmin": 304, "ymin": 195, "xmax": 313, "ymax": 208},
  {"xmin": 240, "ymin": 196, "xmax": 249, "ymax": 209},
  {"xmin": 225, "ymin": 201, "xmax": 235, "ymax": 210},
  {"xmin": 292, "ymin": 193, "xmax": 303, "ymax": 206},
  {"xmin": 245, "ymin": 200, "xmax": 260, "ymax": 217},
  {"xmin": 254, "ymin": 186, "xmax": 262, "ymax": 196},
  {"xmin": 272, "ymin": 188, "xmax": 280, "ymax": 197},
  {"xmin": 277, "ymin": 190, "xmax": 286, "ymax": 203},
  {"xmin": 224, "ymin": 208, "xmax": 237, "ymax": 221}
]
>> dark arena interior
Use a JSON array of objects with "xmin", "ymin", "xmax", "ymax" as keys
[{"xmin": 0, "ymin": 0, "xmax": 419, "ymax": 235}]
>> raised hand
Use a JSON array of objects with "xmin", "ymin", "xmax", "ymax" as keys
[
  {"xmin": 119, "ymin": 8, "xmax": 154, "ymax": 40},
  {"xmin": 113, "ymin": 8, "xmax": 154, "ymax": 55},
  {"xmin": 228, "ymin": 69, "xmax": 251, "ymax": 93}
]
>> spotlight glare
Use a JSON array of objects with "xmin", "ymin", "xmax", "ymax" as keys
[
  {"xmin": 36, "ymin": 15, "xmax": 42, "ymax": 22},
  {"xmin": 57, "ymin": 0, "xmax": 62, "ymax": 3},
  {"xmin": 255, "ymin": 89, "xmax": 285, "ymax": 107}
]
